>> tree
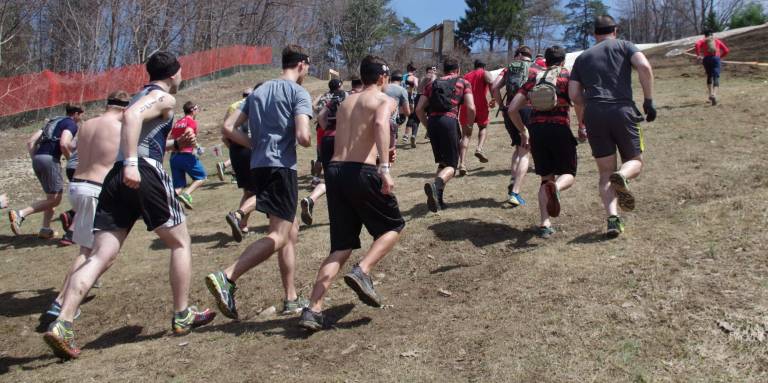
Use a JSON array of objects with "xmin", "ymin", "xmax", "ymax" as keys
[
  {"xmin": 563, "ymin": 0, "xmax": 608, "ymax": 51},
  {"xmin": 337, "ymin": 0, "xmax": 396, "ymax": 72},
  {"xmin": 456, "ymin": 0, "xmax": 525, "ymax": 52},
  {"xmin": 730, "ymin": 2, "xmax": 767, "ymax": 28},
  {"xmin": 703, "ymin": 9, "xmax": 725, "ymax": 31}
]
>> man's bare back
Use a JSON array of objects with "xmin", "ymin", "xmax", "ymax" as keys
[
  {"xmin": 73, "ymin": 112, "xmax": 123, "ymax": 183},
  {"xmin": 332, "ymin": 88, "xmax": 394, "ymax": 165}
]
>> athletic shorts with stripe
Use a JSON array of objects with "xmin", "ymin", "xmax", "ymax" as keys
[
  {"xmin": 93, "ymin": 158, "xmax": 185, "ymax": 232},
  {"xmin": 68, "ymin": 180, "xmax": 101, "ymax": 248},
  {"xmin": 427, "ymin": 115, "xmax": 461, "ymax": 169},
  {"xmin": 584, "ymin": 103, "xmax": 645, "ymax": 161}
]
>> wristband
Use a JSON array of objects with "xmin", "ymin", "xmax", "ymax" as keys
[
  {"xmin": 123, "ymin": 157, "xmax": 139, "ymax": 167},
  {"xmin": 377, "ymin": 163, "xmax": 391, "ymax": 174}
]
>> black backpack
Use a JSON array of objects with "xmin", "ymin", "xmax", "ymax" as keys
[{"xmin": 428, "ymin": 78, "xmax": 460, "ymax": 113}]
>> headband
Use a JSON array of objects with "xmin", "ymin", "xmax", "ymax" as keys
[
  {"xmin": 595, "ymin": 25, "xmax": 616, "ymax": 35},
  {"xmin": 107, "ymin": 98, "xmax": 130, "ymax": 108},
  {"xmin": 148, "ymin": 59, "xmax": 181, "ymax": 81},
  {"xmin": 376, "ymin": 64, "xmax": 390, "ymax": 76}
]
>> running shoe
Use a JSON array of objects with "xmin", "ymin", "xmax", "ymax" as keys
[
  {"xmin": 538, "ymin": 226, "xmax": 556, "ymax": 239},
  {"xmin": 410, "ymin": 135, "xmax": 416, "ymax": 148},
  {"xmin": 38, "ymin": 228, "xmax": 56, "ymax": 240},
  {"xmin": 710, "ymin": 96, "xmax": 717, "ymax": 106},
  {"xmin": 507, "ymin": 192, "xmax": 526, "ymax": 207},
  {"xmin": 205, "ymin": 271, "xmax": 238, "ymax": 319},
  {"xmin": 474, "ymin": 149, "xmax": 489, "ymax": 163},
  {"xmin": 43, "ymin": 320, "xmax": 80, "ymax": 360},
  {"xmin": 543, "ymin": 180, "xmax": 561, "ymax": 217},
  {"xmin": 172, "ymin": 306, "xmax": 216, "ymax": 335},
  {"xmin": 39, "ymin": 301, "xmax": 81, "ymax": 331},
  {"xmin": 281, "ymin": 297, "xmax": 309, "ymax": 315},
  {"xmin": 424, "ymin": 182, "xmax": 439, "ymax": 212},
  {"xmin": 310, "ymin": 176, "xmax": 321, "ymax": 188},
  {"xmin": 300, "ymin": 197, "xmax": 314, "ymax": 226},
  {"xmin": 59, "ymin": 231, "xmax": 74, "ymax": 246},
  {"xmin": 177, "ymin": 192, "xmax": 194, "ymax": 210},
  {"xmin": 59, "ymin": 210, "xmax": 74, "ymax": 233},
  {"xmin": 8, "ymin": 210, "xmax": 23, "ymax": 235},
  {"xmin": 606, "ymin": 215, "xmax": 625, "ymax": 238},
  {"xmin": 458, "ymin": 165, "xmax": 467, "ymax": 177},
  {"xmin": 401, "ymin": 135, "xmax": 409, "ymax": 144},
  {"xmin": 343, "ymin": 265, "xmax": 382, "ymax": 307},
  {"xmin": 609, "ymin": 172, "xmax": 635, "ymax": 211},
  {"xmin": 216, "ymin": 162, "xmax": 226, "ymax": 181},
  {"xmin": 298, "ymin": 307, "xmax": 325, "ymax": 331},
  {"xmin": 226, "ymin": 211, "xmax": 243, "ymax": 243}
]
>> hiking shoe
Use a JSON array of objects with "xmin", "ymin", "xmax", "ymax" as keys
[
  {"xmin": 9, "ymin": 210, "xmax": 23, "ymax": 235},
  {"xmin": 543, "ymin": 180, "xmax": 561, "ymax": 217},
  {"xmin": 59, "ymin": 231, "xmax": 75, "ymax": 246},
  {"xmin": 177, "ymin": 193, "xmax": 193, "ymax": 210},
  {"xmin": 710, "ymin": 96, "xmax": 717, "ymax": 106},
  {"xmin": 344, "ymin": 265, "xmax": 382, "ymax": 307},
  {"xmin": 507, "ymin": 192, "xmax": 526, "ymax": 207},
  {"xmin": 59, "ymin": 210, "xmax": 73, "ymax": 232},
  {"xmin": 281, "ymin": 297, "xmax": 309, "ymax": 315},
  {"xmin": 401, "ymin": 135, "xmax": 409, "ymax": 144},
  {"xmin": 298, "ymin": 307, "xmax": 325, "ymax": 331},
  {"xmin": 410, "ymin": 135, "xmax": 416, "ymax": 148},
  {"xmin": 172, "ymin": 306, "xmax": 216, "ymax": 335},
  {"xmin": 216, "ymin": 162, "xmax": 226, "ymax": 181},
  {"xmin": 458, "ymin": 165, "xmax": 467, "ymax": 177},
  {"xmin": 205, "ymin": 271, "xmax": 238, "ymax": 319},
  {"xmin": 43, "ymin": 320, "xmax": 80, "ymax": 360},
  {"xmin": 606, "ymin": 215, "xmax": 625, "ymax": 238},
  {"xmin": 38, "ymin": 228, "xmax": 56, "ymax": 240},
  {"xmin": 424, "ymin": 182, "xmax": 439, "ymax": 212},
  {"xmin": 538, "ymin": 226, "xmax": 556, "ymax": 239},
  {"xmin": 474, "ymin": 149, "xmax": 489, "ymax": 163},
  {"xmin": 226, "ymin": 211, "xmax": 243, "ymax": 243},
  {"xmin": 609, "ymin": 172, "xmax": 635, "ymax": 212},
  {"xmin": 300, "ymin": 197, "xmax": 314, "ymax": 226}
]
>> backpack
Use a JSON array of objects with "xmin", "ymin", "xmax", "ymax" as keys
[
  {"xmin": 428, "ymin": 77, "xmax": 460, "ymax": 113},
  {"xmin": 325, "ymin": 90, "xmax": 347, "ymax": 131},
  {"xmin": 529, "ymin": 67, "xmax": 563, "ymax": 112},
  {"xmin": 37, "ymin": 116, "xmax": 67, "ymax": 144},
  {"xmin": 706, "ymin": 37, "xmax": 718, "ymax": 55},
  {"xmin": 505, "ymin": 60, "xmax": 532, "ymax": 99}
]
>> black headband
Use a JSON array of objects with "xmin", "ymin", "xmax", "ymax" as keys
[
  {"xmin": 107, "ymin": 98, "xmax": 130, "ymax": 108},
  {"xmin": 149, "ymin": 59, "xmax": 181, "ymax": 81},
  {"xmin": 376, "ymin": 64, "xmax": 390, "ymax": 76},
  {"xmin": 595, "ymin": 25, "xmax": 616, "ymax": 35}
]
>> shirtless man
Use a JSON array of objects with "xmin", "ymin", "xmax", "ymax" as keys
[
  {"xmin": 43, "ymin": 52, "xmax": 215, "ymax": 360},
  {"xmin": 298, "ymin": 55, "xmax": 405, "ymax": 330}
]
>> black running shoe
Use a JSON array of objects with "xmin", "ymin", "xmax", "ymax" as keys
[
  {"xmin": 424, "ymin": 182, "xmax": 439, "ymax": 213},
  {"xmin": 298, "ymin": 307, "xmax": 325, "ymax": 331},
  {"xmin": 300, "ymin": 197, "xmax": 314, "ymax": 226},
  {"xmin": 225, "ymin": 211, "xmax": 243, "ymax": 243},
  {"xmin": 344, "ymin": 265, "xmax": 382, "ymax": 307}
]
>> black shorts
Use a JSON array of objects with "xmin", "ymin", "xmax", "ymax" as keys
[
  {"xmin": 320, "ymin": 135, "xmax": 335, "ymax": 169},
  {"xmin": 406, "ymin": 95, "xmax": 421, "ymax": 129},
  {"xmin": 584, "ymin": 103, "xmax": 644, "ymax": 161},
  {"xmin": 503, "ymin": 107, "xmax": 532, "ymax": 146},
  {"xmin": 529, "ymin": 123, "xmax": 578, "ymax": 177},
  {"xmin": 94, "ymin": 159, "xmax": 185, "ymax": 232},
  {"xmin": 228, "ymin": 143, "xmax": 253, "ymax": 190},
  {"xmin": 325, "ymin": 162, "xmax": 405, "ymax": 252},
  {"xmin": 427, "ymin": 115, "xmax": 461, "ymax": 169},
  {"xmin": 66, "ymin": 168, "xmax": 75, "ymax": 182},
  {"xmin": 250, "ymin": 167, "xmax": 298, "ymax": 222}
]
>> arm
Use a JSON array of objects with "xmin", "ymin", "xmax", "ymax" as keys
[
  {"xmin": 507, "ymin": 93, "xmax": 530, "ymax": 149},
  {"xmin": 490, "ymin": 72, "xmax": 506, "ymax": 109},
  {"xmin": 317, "ymin": 106, "xmax": 329, "ymax": 131},
  {"xmin": 694, "ymin": 40, "xmax": 703, "ymax": 57},
  {"xmin": 462, "ymin": 92, "xmax": 476, "ymax": 123},
  {"xmin": 59, "ymin": 130, "xmax": 74, "ymax": 159},
  {"xmin": 27, "ymin": 130, "xmax": 42, "ymax": 157},
  {"xmin": 374, "ymin": 98, "xmax": 395, "ymax": 195},
  {"xmin": 719, "ymin": 40, "xmax": 729, "ymax": 59},
  {"xmin": 221, "ymin": 109, "xmax": 250, "ymax": 148},
  {"xmin": 631, "ymin": 52, "xmax": 654, "ymax": 100},
  {"xmin": 399, "ymin": 97, "xmax": 411, "ymax": 116},
  {"xmin": 295, "ymin": 114, "xmax": 311, "ymax": 148},
  {"xmin": 568, "ymin": 80, "xmax": 588, "ymax": 141},
  {"xmin": 415, "ymin": 94, "xmax": 428, "ymax": 127},
  {"xmin": 121, "ymin": 91, "xmax": 175, "ymax": 189}
]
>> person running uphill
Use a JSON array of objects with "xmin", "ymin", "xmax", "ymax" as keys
[
  {"xmin": 568, "ymin": 15, "xmax": 657, "ymax": 238},
  {"xmin": 458, "ymin": 59, "xmax": 496, "ymax": 175},
  {"xmin": 508, "ymin": 46, "xmax": 580, "ymax": 239},
  {"xmin": 401, "ymin": 63, "xmax": 420, "ymax": 147},
  {"xmin": 170, "ymin": 101, "xmax": 206, "ymax": 209},
  {"xmin": 299, "ymin": 55, "xmax": 405, "ymax": 331},
  {"xmin": 207, "ymin": 45, "xmax": 313, "ymax": 320},
  {"xmin": 695, "ymin": 30, "xmax": 729, "ymax": 106},
  {"xmin": 416, "ymin": 56, "xmax": 476, "ymax": 212}
]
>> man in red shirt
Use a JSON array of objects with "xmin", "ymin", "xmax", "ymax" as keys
[
  {"xmin": 458, "ymin": 60, "xmax": 496, "ymax": 175},
  {"xmin": 169, "ymin": 101, "xmax": 206, "ymax": 208},
  {"xmin": 695, "ymin": 30, "xmax": 730, "ymax": 105},
  {"xmin": 416, "ymin": 56, "xmax": 476, "ymax": 212}
]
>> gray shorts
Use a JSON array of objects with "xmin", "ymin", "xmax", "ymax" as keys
[
  {"xmin": 32, "ymin": 154, "xmax": 64, "ymax": 194},
  {"xmin": 584, "ymin": 103, "xmax": 645, "ymax": 161}
]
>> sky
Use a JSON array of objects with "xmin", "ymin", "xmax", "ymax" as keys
[{"xmin": 389, "ymin": 0, "xmax": 469, "ymax": 30}]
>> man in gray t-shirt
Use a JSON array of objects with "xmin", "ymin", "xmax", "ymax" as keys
[
  {"xmin": 568, "ymin": 15, "xmax": 657, "ymax": 239},
  {"xmin": 210, "ymin": 45, "xmax": 314, "ymax": 321},
  {"xmin": 384, "ymin": 71, "xmax": 411, "ymax": 154}
]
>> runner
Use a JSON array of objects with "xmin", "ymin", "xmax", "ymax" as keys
[
  {"xmin": 458, "ymin": 59, "xmax": 496, "ymax": 175},
  {"xmin": 223, "ymin": 86, "xmax": 260, "ymax": 243},
  {"xmin": 38, "ymin": 91, "xmax": 135, "ymax": 329},
  {"xmin": 568, "ymin": 15, "xmax": 657, "ymax": 238},
  {"xmin": 535, "ymin": 53, "xmax": 547, "ymax": 68},
  {"xmin": 9, "ymin": 104, "xmax": 83, "ymax": 238},
  {"xmin": 298, "ymin": 55, "xmax": 404, "ymax": 330},
  {"xmin": 401, "ymin": 62, "xmax": 419, "ymax": 147},
  {"xmin": 311, "ymin": 79, "xmax": 344, "ymax": 184},
  {"xmin": 206, "ymin": 45, "xmax": 313, "ymax": 320},
  {"xmin": 384, "ymin": 70, "xmax": 410, "ymax": 157},
  {"xmin": 490, "ymin": 46, "xmax": 540, "ymax": 207},
  {"xmin": 416, "ymin": 56, "xmax": 476, "ymax": 212},
  {"xmin": 695, "ymin": 30, "xmax": 730, "ymax": 106},
  {"xmin": 59, "ymin": 145, "xmax": 79, "ymax": 246},
  {"xmin": 508, "ymin": 46, "xmax": 580, "ymax": 238},
  {"xmin": 43, "ymin": 52, "xmax": 215, "ymax": 360},
  {"xmin": 170, "ymin": 101, "xmax": 206, "ymax": 209},
  {"xmin": 417, "ymin": 65, "xmax": 438, "ymax": 140}
]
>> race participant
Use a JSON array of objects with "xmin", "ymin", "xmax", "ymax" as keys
[
  {"xmin": 508, "ymin": 46, "xmax": 580, "ymax": 238},
  {"xmin": 310, "ymin": 79, "xmax": 344, "ymax": 184},
  {"xmin": 384, "ymin": 70, "xmax": 410, "ymax": 157},
  {"xmin": 534, "ymin": 53, "xmax": 547, "ymax": 68},
  {"xmin": 223, "ymin": 86, "xmax": 260, "ymax": 243},
  {"xmin": 401, "ymin": 62, "xmax": 419, "ymax": 147},
  {"xmin": 695, "ymin": 30, "xmax": 730, "ymax": 106},
  {"xmin": 39, "ymin": 91, "xmax": 136, "ymax": 329},
  {"xmin": 170, "ymin": 101, "xmax": 206, "ymax": 209},
  {"xmin": 491, "ymin": 46, "xmax": 540, "ymax": 207},
  {"xmin": 298, "ymin": 55, "xmax": 404, "ymax": 330},
  {"xmin": 569, "ymin": 15, "xmax": 657, "ymax": 238},
  {"xmin": 9, "ymin": 104, "xmax": 83, "ymax": 238},
  {"xmin": 416, "ymin": 56, "xmax": 476, "ymax": 212},
  {"xmin": 458, "ymin": 59, "xmax": 496, "ymax": 175},
  {"xmin": 207, "ymin": 45, "xmax": 313, "ymax": 320},
  {"xmin": 59, "ymin": 145, "xmax": 79, "ymax": 246},
  {"xmin": 43, "ymin": 52, "xmax": 215, "ymax": 360}
]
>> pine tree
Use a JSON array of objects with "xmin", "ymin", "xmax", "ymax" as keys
[
  {"xmin": 563, "ymin": 0, "xmax": 608, "ymax": 51},
  {"xmin": 456, "ymin": 0, "xmax": 525, "ymax": 52}
]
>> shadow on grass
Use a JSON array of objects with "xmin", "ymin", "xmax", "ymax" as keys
[
  {"xmin": 430, "ymin": 264, "xmax": 471, "ymax": 274},
  {"xmin": 0, "ymin": 288, "xmax": 59, "ymax": 318},
  {"xmin": 0, "ymin": 234, "xmax": 59, "ymax": 251},
  {"xmin": 659, "ymin": 102, "xmax": 704, "ymax": 110},
  {"xmin": 0, "ymin": 354, "xmax": 57, "ymax": 374},
  {"xmin": 84, "ymin": 325, "xmax": 165, "ymax": 350},
  {"xmin": 402, "ymin": 198, "xmax": 503, "ymax": 220},
  {"xmin": 428, "ymin": 218, "xmax": 535, "ymax": 249},
  {"xmin": 568, "ymin": 231, "xmax": 613, "ymax": 244}
]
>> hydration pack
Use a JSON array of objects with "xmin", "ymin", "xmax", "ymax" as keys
[
  {"xmin": 706, "ymin": 37, "xmax": 718, "ymax": 55},
  {"xmin": 529, "ymin": 67, "xmax": 563, "ymax": 112},
  {"xmin": 39, "ymin": 116, "xmax": 67, "ymax": 144},
  {"xmin": 505, "ymin": 60, "xmax": 532, "ymax": 99},
  {"xmin": 428, "ymin": 77, "xmax": 460, "ymax": 113},
  {"xmin": 325, "ymin": 90, "xmax": 347, "ymax": 131}
]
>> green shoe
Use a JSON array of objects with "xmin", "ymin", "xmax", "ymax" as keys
[
  {"xmin": 205, "ymin": 271, "xmax": 238, "ymax": 319},
  {"xmin": 609, "ymin": 172, "xmax": 635, "ymax": 212},
  {"xmin": 177, "ymin": 192, "xmax": 194, "ymax": 210},
  {"xmin": 281, "ymin": 297, "xmax": 309, "ymax": 315},
  {"xmin": 538, "ymin": 226, "xmax": 556, "ymax": 239},
  {"xmin": 43, "ymin": 320, "xmax": 80, "ymax": 360},
  {"xmin": 606, "ymin": 215, "xmax": 625, "ymax": 238},
  {"xmin": 172, "ymin": 306, "xmax": 216, "ymax": 335}
]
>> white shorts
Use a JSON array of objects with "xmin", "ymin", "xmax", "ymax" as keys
[{"xmin": 68, "ymin": 181, "xmax": 102, "ymax": 249}]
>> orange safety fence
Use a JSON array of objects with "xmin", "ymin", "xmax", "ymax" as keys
[{"xmin": 0, "ymin": 45, "xmax": 272, "ymax": 117}]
